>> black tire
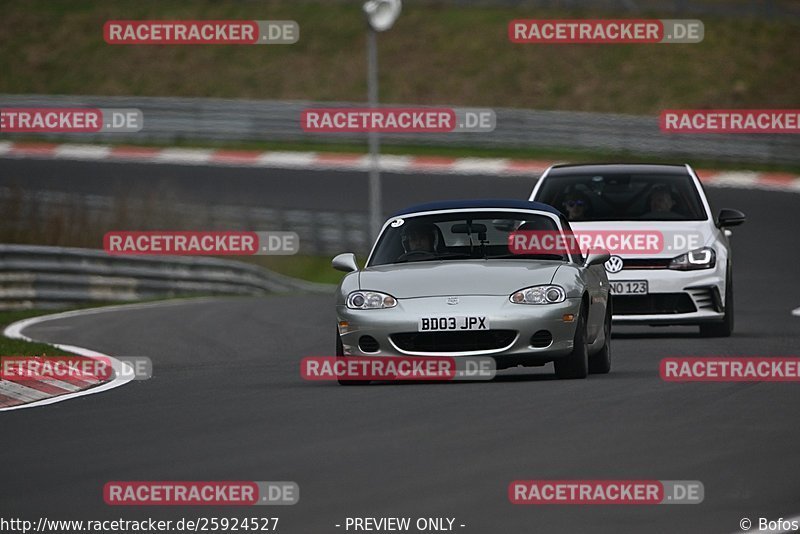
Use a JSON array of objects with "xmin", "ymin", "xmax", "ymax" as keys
[
  {"xmin": 699, "ymin": 272, "xmax": 733, "ymax": 338},
  {"xmin": 589, "ymin": 299, "xmax": 612, "ymax": 375},
  {"xmin": 336, "ymin": 330, "xmax": 370, "ymax": 386},
  {"xmin": 555, "ymin": 302, "xmax": 589, "ymax": 379}
]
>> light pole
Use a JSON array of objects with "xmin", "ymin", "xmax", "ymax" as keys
[{"xmin": 362, "ymin": 0, "xmax": 402, "ymax": 240}]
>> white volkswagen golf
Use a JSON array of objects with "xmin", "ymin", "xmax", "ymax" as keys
[{"xmin": 529, "ymin": 163, "xmax": 746, "ymax": 337}]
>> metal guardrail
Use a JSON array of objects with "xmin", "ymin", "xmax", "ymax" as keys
[
  {"xmin": 1, "ymin": 94, "xmax": 798, "ymax": 165},
  {"xmin": 0, "ymin": 186, "xmax": 372, "ymax": 256},
  {"xmin": 0, "ymin": 244, "xmax": 334, "ymax": 310}
]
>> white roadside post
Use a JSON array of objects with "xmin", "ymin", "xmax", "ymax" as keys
[{"xmin": 363, "ymin": 0, "xmax": 402, "ymax": 240}]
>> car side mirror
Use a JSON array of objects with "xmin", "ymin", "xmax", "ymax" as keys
[
  {"xmin": 332, "ymin": 253, "xmax": 359, "ymax": 273},
  {"xmin": 716, "ymin": 208, "xmax": 746, "ymax": 228},
  {"xmin": 585, "ymin": 250, "xmax": 611, "ymax": 267}
]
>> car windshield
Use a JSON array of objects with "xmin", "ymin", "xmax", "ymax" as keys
[
  {"xmin": 535, "ymin": 172, "xmax": 707, "ymax": 222},
  {"xmin": 368, "ymin": 211, "xmax": 568, "ymax": 266}
]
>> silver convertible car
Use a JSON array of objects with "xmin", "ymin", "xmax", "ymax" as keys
[{"xmin": 332, "ymin": 200, "xmax": 612, "ymax": 383}]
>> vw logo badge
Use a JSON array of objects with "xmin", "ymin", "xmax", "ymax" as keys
[
  {"xmin": 446, "ymin": 296, "xmax": 459, "ymax": 305},
  {"xmin": 605, "ymin": 255, "xmax": 624, "ymax": 274}
]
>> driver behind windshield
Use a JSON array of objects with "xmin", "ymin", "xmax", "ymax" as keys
[
  {"xmin": 640, "ymin": 185, "xmax": 682, "ymax": 219},
  {"xmin": 401, "ymin": 223, "xmax": 437, "ymax": 255},
  {"xmin": 562, "ymin": 191, "xmax": 591, "ymax": 221}
]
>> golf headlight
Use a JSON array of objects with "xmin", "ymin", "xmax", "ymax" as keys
[
  {"xmin": 510, "ymin": 285, "xmax": 566, "ymax": 305},
  {"xmin": 669, "ymin": 247, "xmax": 716, "ymax": 270},
  {"xmin": 347, "ymin": 291, "xmax": 397, "ymax": 309}
]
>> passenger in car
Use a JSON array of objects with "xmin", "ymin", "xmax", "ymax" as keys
[{"xmin": 561, "ymin": 191, "xmax": 592, "ymax": 221}]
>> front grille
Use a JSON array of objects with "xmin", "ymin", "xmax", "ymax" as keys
[
  {"xmin": 614, "ymin": 293, "xmax": 696, "ymax": 315},
  {"xmin": 621, "ymin": 258, "xmax": 671, "ymax": 270},
  {"xmin": 391, "ymin": 330, "xmax": 516, "ymax": 353}
]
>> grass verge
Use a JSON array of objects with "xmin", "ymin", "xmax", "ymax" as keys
[
  {"xmin": 233, "ymin": 254, "xmax": 354, "ymax": 286},
  {"xmin": 0, "ymin": 309, "xmax": 78, "ymax": 356},
  {"xmin": 1, "ymin": 1, "xmax": 798, "ymax": 114}
]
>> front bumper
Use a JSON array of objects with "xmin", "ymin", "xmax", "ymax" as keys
[
  {"xmin": 610, "ymin": 266, "xmax": 726, "ymax": 325},
  {"xmin": 337, "ymin": 295, "xmax": 582, "ymax": 367}
]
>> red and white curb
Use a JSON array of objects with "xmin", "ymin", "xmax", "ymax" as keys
[
  {"xmin": 0, "ymin": 354, "xmax": 113, "ymax": 409},
  {"xmin": 1, "ymin": 311, "xmax": 134, "ymax": 411},
  {"xmin": 1, "ymin": 305, "xmax": 159, "ymax": 410},
  {"xmin": 1, "ymin": 141, "xmax": 798, "ymax": 193}
]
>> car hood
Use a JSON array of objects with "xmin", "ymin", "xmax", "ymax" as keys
[
  {"xmin": 359, "ymin": 260, "xmax": 562, "ymax": 298},
  {"xmin": 568, "ymin": 220, "xmax": 716, "ymax": 258}
]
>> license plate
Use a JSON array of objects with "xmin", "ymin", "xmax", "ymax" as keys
[
  {"xmin": 418, "ymin": 316, "xmax": 489, "ymax": 332},
  {"xmin": 610, "ymin": 280, "xmax": 649, "ymax": 295}
]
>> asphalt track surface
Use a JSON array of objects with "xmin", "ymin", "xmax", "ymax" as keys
[
  {"xmin": 2, "ymin": 158, "xmax": 800, "ymax": 533},
  {"xmin": 0, "ymin": 158, "xmax": 538, "ymax": 212}
]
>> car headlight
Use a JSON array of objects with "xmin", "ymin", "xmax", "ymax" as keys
[
  {"xmin": 347, "ymin": 291, "xmax": 398, "ymax": 309},
  {"xmin": 669, "ymin": 247, "xmax": 716, "ymax": 270},
  {"xmin": 510, "ymin": 285, "xmax": 566, "ymax": 305}
]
